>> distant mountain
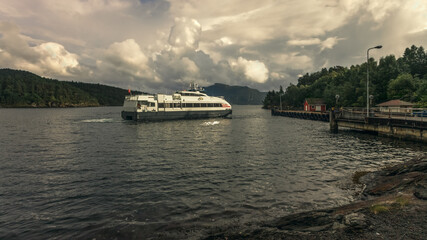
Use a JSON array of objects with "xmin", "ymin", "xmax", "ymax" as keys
[
  {"xmin": 0, "ymin": 68, "xmax": 133, "ymax": 107},
  {"xmin": 0, "ymin": 69, "xmax": 266, "ymax": 107},
  {"xmin": 204, "ymin": 83, "xmax": 266, "ymax": 105}
]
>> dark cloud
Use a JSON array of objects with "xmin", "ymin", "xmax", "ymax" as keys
[
  {"xmin": 0, "ymin": 0, "xmax": 426, "ymax": 92},
  {"xmin": 138, "ymin": 0, "xmax": 170, "ymax": 17},
  {"xmin": 0, "ymin": 22, "xmax": 40, "ymax": 62}
]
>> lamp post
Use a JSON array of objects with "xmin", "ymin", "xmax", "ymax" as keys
[
  {"xmin": 335, "ymin": 94, "xmax": 340, "ymax": 107},
  {"xmin": 366, "ymin": 45, "xmax": 382, "ymax": 117}
]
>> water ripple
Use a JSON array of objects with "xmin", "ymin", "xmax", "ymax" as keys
[{"xmin": 0, "ymin": 106, "xmax": 425, "ymax": 239}]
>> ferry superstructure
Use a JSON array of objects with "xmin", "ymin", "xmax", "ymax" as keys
[{"xmin": 121, "ymin": 85, "xmax": 232, "ymax": 121}]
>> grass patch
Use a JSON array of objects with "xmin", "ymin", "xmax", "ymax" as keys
[
  {"xmin": 393, "ymin": 196, "xmax": 410, "ymax": 208},
  {"xmin": 370, "ymin": 196, "xmax": 411, "ymax": 214},
  {"xmin": 370, "ymin": 204, "xmax": 390, "ymax": 214}
]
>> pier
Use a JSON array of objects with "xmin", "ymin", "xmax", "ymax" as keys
[
  {"xmin": 271, "ymin": 109, "xmax": 329, "ymax": 122},
  {"xmin": 331, "ymin": 108, "xmax": 426, "ymax": 143},
  {"xmin": 271, "ymin": 108, "xmax": 426, "ymax": 143}
]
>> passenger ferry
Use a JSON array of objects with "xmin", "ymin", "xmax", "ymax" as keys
[{"xmin": 121, "ymin": 84, "xmax": 232, "ymax": 121}]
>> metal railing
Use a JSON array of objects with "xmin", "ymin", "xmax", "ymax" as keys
[{"xmin": 337, "ymin": 107, "xmax": 426, "ymax": 122}]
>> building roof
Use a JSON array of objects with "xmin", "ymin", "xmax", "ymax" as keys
[
  {"xmin": 305, "ymin": 98, "xmax": 325, "ymax": 105},
  {"xmin": 376, "ymin": 99, "xmax": 414, "ymax": 107}
]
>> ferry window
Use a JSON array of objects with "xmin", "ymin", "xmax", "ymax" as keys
[
  {"xmin": 208, "ymin": 103, "xmax": 213, "ymax": 107},
  {"xmin": 194, "ymin": 103, "xmax": 200, "ymax": 107},
  {"xmin": 165, "ymin": 103, "xmax": 171, "ymax": 108},
  {"xmin": 149, "ymin": 102, "xmax": 155, "ymax": 107},
  {"xmin": 201, "ymin": 103, "xmax": 207, "ymax": 107},
  {"xmin": 175, "ymin": 103, "xmax": 181, "ymax": 108},
  {"xmin": 158, "ymin": 103, "xmax": 164, "ymax": 108},
  {"xmin": 139, "ymin": 101, "xmax": 148, "ymax": 106}
]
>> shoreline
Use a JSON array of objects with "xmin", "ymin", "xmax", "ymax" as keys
[
  {"xmin": 0, "ymin": 105, "xmax": 120, "ymax": 108},
  {"xmin": 205, "ymin": 154, "xmax": 427, "ymax": 239}
]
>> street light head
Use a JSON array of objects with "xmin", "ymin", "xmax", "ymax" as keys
[{"xmin": 375, "ymin": 45, "xmax": 382, "ymax": 49}]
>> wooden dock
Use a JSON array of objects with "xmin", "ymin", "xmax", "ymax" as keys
[{"xmin": 271, "ymin": 109, "xmax": 329, "ymax": 122}]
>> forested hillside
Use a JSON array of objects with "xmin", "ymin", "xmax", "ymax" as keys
[
  {"xmin": 0, "ymin": 69, "xmax": 131, "ymax": 107},
  {"xmin": 263, "ymin": 45, "xmax": 427, "ymax": 109},
  {"xmin": 205, "ymin": 83, "xmax": 266, "ymax": 105},
  {"xmin": 0, "ymin": 68, "xmax": 266, "ymax": 107},
  {"xmin": 67, "ymin": 82, "xmax": 132, "ymax": 106}
]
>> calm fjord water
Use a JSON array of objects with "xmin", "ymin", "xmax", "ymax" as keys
[{"xmin": 0, "ymin": 106, "xmax": 425, "ymax": 239}]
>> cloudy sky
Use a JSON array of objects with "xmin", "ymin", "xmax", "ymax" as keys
[{"xmin": 0, "ymin": 0, "xmax": 426, "ymax": 93}]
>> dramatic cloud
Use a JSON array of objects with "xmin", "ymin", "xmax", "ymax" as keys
[
  {"xmin": 34, "ymin": 42, "xmax": 79, "ymax": 76},
  {"xmin": 288, "ymin": 39, "xmax": 322, "ymax": 47},
  {"xmin": 0, "ymin": 0, "xmax": 426, "ymax": 92},
  {"xmin": 287, "ymin": 37, "xmax": 344, "ymax": 52},
  {"xmin": 101, "ymin": 39, "xmax": 151, "ymax": 77},
  {"xmin": 230, "ymin": 57, "xmax": 269, "ymax": 83},
  {"xmin": 321, "ymin": 37, "xmax": 345, "ymax": 51},
  {"xmin": 0, "ymin": 22, "xmax": 79, "ymax": 77},
  {"xmin": 271, "ymin": 53, "xmax": 313, "ymax": 71},
  {"xmin": 168, "ymin": 17, "xmax": 201, "ymax": 53}
]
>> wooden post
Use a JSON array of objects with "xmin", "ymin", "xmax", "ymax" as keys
[{"xmin": 330, "ymin": 108, "xmax": 338, "ymax": 133}]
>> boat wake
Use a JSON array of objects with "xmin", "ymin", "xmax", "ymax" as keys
[
  {"xmin": 202, "ymin": 121, "xmax": 220, "ymax": 126},
  {"xmin": 81, "ymin": 118, "xmax": 114, "ymax": 123}
]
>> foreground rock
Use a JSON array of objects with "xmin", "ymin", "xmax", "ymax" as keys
[{"xmin": 205, "ymin": 155, "xmax": 427, "ymax": 240}]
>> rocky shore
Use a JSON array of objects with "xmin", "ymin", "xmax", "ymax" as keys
[{"xmin": 206, "ymin": 155, "xmax": 427, "ymax": 240}]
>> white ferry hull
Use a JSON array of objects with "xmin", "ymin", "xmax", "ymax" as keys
[
  {"xmin": 121, "ymin": 85, "xmax": 232, "ymax": 122},
  {"xmin": 121, "ymin": 109, "xmax": 232, "ymax": 121}
]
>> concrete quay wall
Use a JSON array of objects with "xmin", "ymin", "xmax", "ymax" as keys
[{"xmin": 337, "ymin": 119, "xmax": 426, "ymax": 143}]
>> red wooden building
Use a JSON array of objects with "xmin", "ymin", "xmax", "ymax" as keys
[{"xmin": 304, "ymin": 98, "xmax": 326, "ymax": 112}]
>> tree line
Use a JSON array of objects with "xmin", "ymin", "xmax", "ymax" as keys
[
  {"xmin": 263, "ymin": 45, "xmax": 427, "ymax": 109},
  {"xmin": 0, "ymin": 69, "xmax": 132, "ymax": 107}
]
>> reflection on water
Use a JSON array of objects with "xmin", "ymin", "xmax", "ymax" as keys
[{"xmin": 0, "ymin": 106, "xmax": 424, "ymax": 239}]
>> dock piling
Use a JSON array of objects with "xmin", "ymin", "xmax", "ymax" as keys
[{"xmin": 330, "ymin": 109, "xmax": 338, "ymax": 133}]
